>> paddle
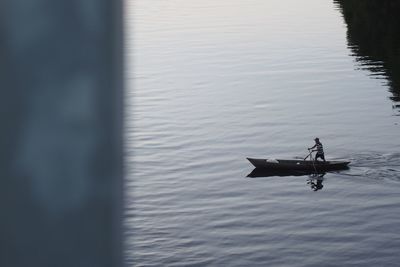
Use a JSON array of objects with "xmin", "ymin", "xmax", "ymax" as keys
[
  {"xmin": 305, "ymin": 148, "xmax": 318, "ymax": 173},
  {"xmin": 304, "ymin": 149, "xmax": 314, "ymax": 161}
]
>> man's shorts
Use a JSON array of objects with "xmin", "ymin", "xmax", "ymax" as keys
[{"xmin": 315, "ymin": 152, "xmax": 325, "ymax": 160}]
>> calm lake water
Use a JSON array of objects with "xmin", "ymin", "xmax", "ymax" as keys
[{"xmin": 125, "ymin": 0, "xmax": 400, "ymax": 266}]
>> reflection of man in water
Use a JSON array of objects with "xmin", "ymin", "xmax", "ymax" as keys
[
  {"xmin": 308, "ymin": 137, "xmax": 326, "ymax": 162},
  {"xmin": 307, "ymin": 173, "xmax": 325, "ymax": 191},
  {"xmin": 310, "ymin": 179, "xmax": 323, "ymax": 191}
]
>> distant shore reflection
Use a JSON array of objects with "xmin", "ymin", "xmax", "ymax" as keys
[{"xmin": 335, "ymin": 0, "xmax": 400, "ymax": 114}]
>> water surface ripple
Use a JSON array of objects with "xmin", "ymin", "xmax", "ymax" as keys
[{"xmin": 126, "ymin": 1, "xmax": 400, "ymax": 266}]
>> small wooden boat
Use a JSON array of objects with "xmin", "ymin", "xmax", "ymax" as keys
[{"xmin": 247, "ymin": 157, "xmax": 350, "ymax": 172}]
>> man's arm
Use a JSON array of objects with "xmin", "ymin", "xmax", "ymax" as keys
[{"xmin": 308, "ymin": 144, "xmax": 317, "ymax": 150}]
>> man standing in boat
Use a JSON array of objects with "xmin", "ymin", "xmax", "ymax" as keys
[{"xmin": 308, "ymin": 138, "xmax": 326, "ymax": 162}]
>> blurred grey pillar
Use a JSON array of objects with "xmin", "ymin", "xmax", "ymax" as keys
[{"xmin": 0, "ymin": 0, "xmax": 124, "ymax": 266}]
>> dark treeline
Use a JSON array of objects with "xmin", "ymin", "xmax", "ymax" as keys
[{"xmin": 334, "ymin": 0, "xmax": 400, "ymax": 105}]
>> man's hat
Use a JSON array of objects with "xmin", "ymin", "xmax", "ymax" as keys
[{"xmin": 314, "ymin": 137, "xmax": 319, "ymax": 141}]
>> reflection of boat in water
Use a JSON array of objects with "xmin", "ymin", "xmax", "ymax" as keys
[
  {"xmin": 247, "ymin": 158, "xmax": 350, "ymax": 172},
  {"xmin": 247, "ymin": 168, "xmax": 325, "ymax": 178},
  {"xmin": 247, "ymin": 168, "xmax": 327, "ymax": 191}
]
